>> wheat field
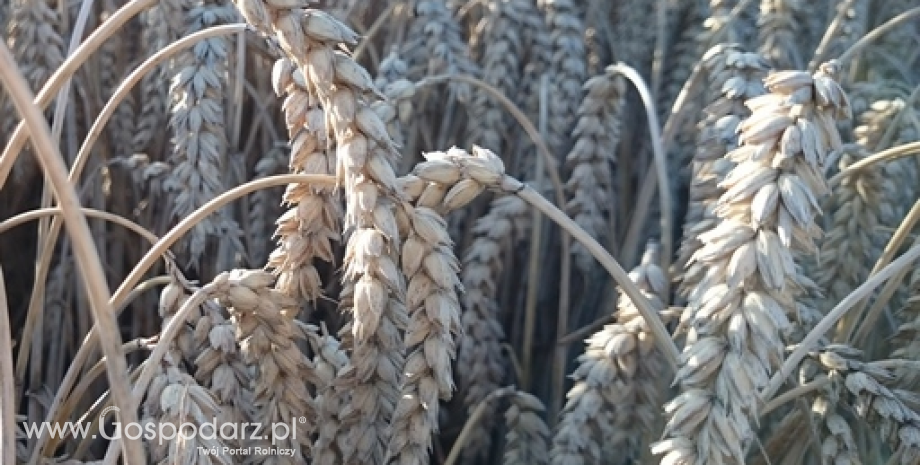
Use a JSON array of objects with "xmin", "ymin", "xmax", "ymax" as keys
[{"xmin": 0, "ymin": 0, "xmax": 919, "ymax": 464}]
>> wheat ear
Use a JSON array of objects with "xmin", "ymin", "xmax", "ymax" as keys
[
  {"xmin": 551, "ymin": 243, "xmax": 671, "ymax": 465},
  {"xmin": 229, "ymin": 4, "xmax": 410, "ymax": 461},
  {"xmin": 654, "ymin": 62, "xmax": 850, "ymax": 464},
  {"xmin": 674, "ymin": 45, "xmax": 769, "ymax": 303},
  {"xmin": 539, "ymin": 0, "xmax": 586, "ymax": 154},
  {"xmin": 503, "ymin": 391, "xmax": 551, "ymax": 465},
  {"xmin": 2, "ymin": 0, "xmax": 65, "ymax": 182},
  {"xmin": 218, "ymin": 269, "xmax": 318, "ymax": 461},
  {"xmin": 385, "ymin": 146, "xmax": 502, "ymax": 464},
  {"xmin": 163, "ymin": 0, "xmax": 242, "ymax": 270},
  {"xmin": 757, "ymin": 0, "xmax": 805, "ymax": 69},
  {"xmin": 564, "ymin": 69, "xmax": 625, "ymax": 273}
]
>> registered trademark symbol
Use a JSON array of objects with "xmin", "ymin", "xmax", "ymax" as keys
[{"xmin": 298, "ymin": 417, "xmax": 307, "ymax": 424}]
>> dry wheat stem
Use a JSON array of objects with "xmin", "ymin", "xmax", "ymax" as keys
[
  {"xmin": 0, "ymin": 39, "xmax": 144, "ymax": 464},
  {"xmin": 0, "ymin": 207, "xmax": 160, "ymax": 244},
  {"xmin": 608, "ymin": 62, "xmax": 673, "ymax": 275},
  {"xmin": 848, "ymin": 198, "xmax": 920, "ymax": 345},
  {"xmin": 514, "ymin": 184, "xmax": 681, "ymax": 367},
  {"xmin": 49, "ymin": 0, "xmax": 94, "ymax": 148},
  {"xmin": 0, "ymin": 266, "xmax": 13, "ymax": 465},
  {"xmin": 828, "ymin": 141, "xmax": 920, "ymax": 187},
  {"xmin": 31, "ymin": 173, "xmax": 335, "ymax": 460},
  {"xmin": 0, "ymin": 0, "xmax": 158, "ymax": 190},
  {"xmin": 807, "ymin": 0, "xmax": 860, "ymax": 71}
]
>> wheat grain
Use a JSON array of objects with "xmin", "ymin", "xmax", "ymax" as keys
[
  {"xmin": 655, "ymin": 62, "xmax": 850, "ymax": 465},
  {"xmin": 551, "ymin": 243, "xmax": 670, "ymax": 465},
  {"xmin": 564, "ymin": 70, "xmax": 625, "ymax": 273}
]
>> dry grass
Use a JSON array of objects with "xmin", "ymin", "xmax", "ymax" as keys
[{"xmin": 2, "ymin": 1, "xmax": 920, "ymax": 464}]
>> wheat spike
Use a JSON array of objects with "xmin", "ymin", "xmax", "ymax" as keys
[
  {"xmin": 757, "ymin": 0, "xmax": 804, "ymax": 69},
  {"xmin": 539, "ymin": 0, "xmax": 587, "ymax": 154},
  {"xmin": 311, "ymin": 325, "xmax": 351, "ymax": 464},
  {"xmin": 229, "ymin": 4, "xmax": 410, "ymax": 461},
  {"xmin": 387, "ymin": 146, "xmax": 503, "ymax": 464},
  {"xmin": 385, "ymin": 202, "xmax": 462, "ymax": 464},
  {"xmin": 466, "ymin": 0, "xmax": 536, "ymax": 153},
  {"xmin": 404, "ymin": 0, "xmax": 478, "ymax": 102},
  {"xmin": 552, "ymin": 243, "xmax": 670, "ymax": 465},
  {"xmin": 163, "ymin": 0, "xmax": 242, "ymax": 271},
  {"xmin": 564, "ymin": 69, "xmax": 625, "ymax": 273},
  {"xmin": 146, "ymin": 274, "xmax": 234, "ymax": 463},
  {"xmin": 456, "ymin": 195, "xmax": 529, "ymax": 463},
  {"xmin": 674, "ymin": 45, "xmax": 769, "ymax": 303},
  {"xmin": 808, "ymin": 144, "xmax": 883, "ymax": 314},
  {"xmin": 265, "ymin": 58, "xmax": 340, "ymax": 305},
  {"xmin": 655, "ymin": 62, "xmax": 850, "ymax": 464},
  {"xmin": 2, "ymin": 0, "xmax": 64, "ymax": 183},
  {"xmin": 504, "ymin": 392, "xmax": 551, "ymax": 465},
  {"xmin": 216, "ymin": 269, "xmax": 319, "ymax": 462}
]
